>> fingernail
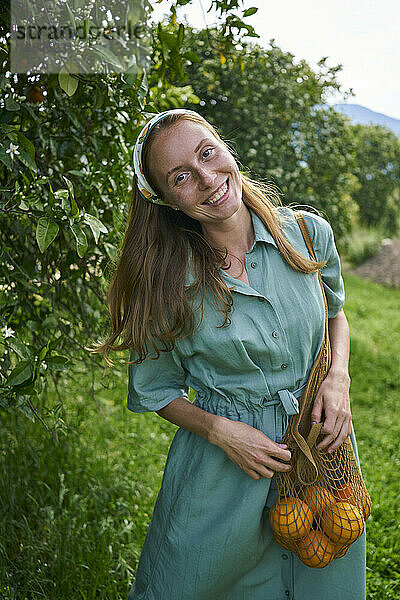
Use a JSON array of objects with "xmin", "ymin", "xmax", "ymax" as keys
[
  {"xmin": 278, "ymin": 444, "xmax": 288, "ymax": 448},
  {"xmin": 311, "ymin": 421, "xmax": 319, "ymax": 424}
]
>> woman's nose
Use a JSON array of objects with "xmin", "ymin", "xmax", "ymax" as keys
[{"xmin": 197, "ymin": 167, "xmax": 216, "ymax": 189}]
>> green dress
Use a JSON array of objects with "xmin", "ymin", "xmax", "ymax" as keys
[{"xmin": 127, "ymin": 207, "xmax": 366, "ymax": 600}]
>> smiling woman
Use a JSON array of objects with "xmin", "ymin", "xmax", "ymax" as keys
[{"xmin": 91, "ymin": 109, "xmax": 366, "ymax": 600}]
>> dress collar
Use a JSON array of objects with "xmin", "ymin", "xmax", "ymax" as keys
[{"xmin": 248, "ymin": 207, "xmax": 279, "ymax": 250}]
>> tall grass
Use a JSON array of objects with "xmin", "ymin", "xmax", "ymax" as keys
[{"xmin": 1, "ymin": 274, "xmax": 399, "ymax": 599}]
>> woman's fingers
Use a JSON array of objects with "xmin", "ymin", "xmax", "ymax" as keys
[
  {"xmin": 325, "ymin": 417, "xmax": 352, "ymax": 453},
  {"xmin": 257, "ymin": 465, "xmax": 274, "ymax": 479},
  {"xmin": 318, "ymin": 405, "xmax": 351, "ymax": 450},
  {"xmin": 317, "ymin": 416, "xmax": 340, "ymax": 450},
  {"xmin": 262, "ymin": 457, "xmax": 292, "ymax": 473}
]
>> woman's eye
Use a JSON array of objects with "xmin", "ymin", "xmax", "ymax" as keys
[
  {"xmin": 175, "ymin": 173, "xmax": 187, "ymax": 184},
  {"xmin": 203, "ymin": 147, "xmax": 214, "ymax": 158}
]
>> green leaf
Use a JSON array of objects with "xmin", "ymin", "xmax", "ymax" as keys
[
  {"xmin": 58, "ymin": 62, "xmax": 79, "ymax": 96},
  {"xmin": 158, "ymin": 27, "xmax": 178, "ymax": 51},
  {"xmin": 177, "ymin": 23, "xmax": 184, "ymax": 47},
  {"xmin": 17, "ymin": 402, "xmax": 36, "ymax": 422},
  {"xmin": 70, "ymin": 223, "xmax": 88, "ymax": 257},
  {"xmin": 138, "ymin": 70, "xmax": 148, "ymax": 99},
  {"xmin": 39, "ymin": 340, "xmax": 51, "ymax": 362},
  {"xmin": 0, "ymin": 124, "xmax": 20, "ymax": 133},
  {"xmin": 5, "ymin": 96, "xmax": 20, "ymax": 111},
  {"xmin": 243, "ymin": 7, "xmax": 258, "ymax": 17},
  {"xmin": 84, "ymin": 213, "xmax": 108, "ymax": 243},
  {"xmin": 90, "ymin": 46, "xmax": 123, "ymax": 71},
  {"xmin": 55, "ymin": 188, "xmax": 79, "ymax": 218},
  {"xmin": 183, "ymin": 51, "xmax": 201, "ymax": 63},
  {"xmin": 103, "ymin": 242, "xmax": 118, "ymax": 261},
  {"xmin": 62, "ymin": 176, "xmax": 75, "ymax": 200},
  {"xmin": 67, "ymin": 169, "xmax": 85, "ymax": 177},
  {"xmin": 126, "ymin": 1, "xmax": 141, "ymax": 26},
  {"xmin": 6, "ymin": 132, "xmax": 37, "ymax": 172},
  {"xmin": 0, "ymin": 146, "xmax": 12, "ymax": 169},
  {"xmin": 36, "ymin": 218, "xmax": 59, "ymax": 253},
  {"xmin": 16, "ymin": 132, "xmax": 35, "ymax": 161},
  {"xmin": 41, "ymin": 315, "xmax": 58, "ymax": 329},
  {"xmin": 46, "ymin": 355, "xmax": 70, "ymax": 371},
  {"xmin": 6, "ymin": 359, "xmax": 33, "ymax": 386},
  {"xmin": 65, "ymin": 1, "xmax": 77, "ymax": 33},
  {"xmin": 54, "ymin": 189, "xmax": 69, "ymax": 202},
  {"xmin": 7, "ymin": 338, "xmax": 32, "ymax": 359}
]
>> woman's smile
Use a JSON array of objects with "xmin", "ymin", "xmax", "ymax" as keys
[{"xmin": 202, "ymin": 179, "xmax": 229, "ymax": 206}]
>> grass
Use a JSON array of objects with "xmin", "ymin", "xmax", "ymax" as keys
[{"xmin": 0, "ymin": 274, "xmax": 399, "ymax": 599}]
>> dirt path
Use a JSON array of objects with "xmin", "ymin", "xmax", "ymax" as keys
[{"xmin": 349, "ymin": 240, "xmax": 400, "ymax": 289}]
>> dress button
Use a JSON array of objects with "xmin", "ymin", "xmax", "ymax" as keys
[
  {"xmin": 282, "ymin": 553, "xmax": 288, "ymax": 560},
  {"xmin": 281, "ymin": 363, "xmax": 288, "ymax": 370},
  {"xmin": 272, "ymin": 330, "xmax": 279, "ymax": 338},
  {"xmin": 250, "ymin": 261, "xmax": 257, "ymax": 268},
  {"xmin": 285, "ymin": 591, "xmax": 290, "ymax": 598}
]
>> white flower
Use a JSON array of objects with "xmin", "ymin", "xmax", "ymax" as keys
[
  {"xmin": 1, "ymin": 325, "xmax": 15, "ymax": 338},
  {"xmin": 5, "ymin": 143, "xmax": 20, "ymax": 160}
]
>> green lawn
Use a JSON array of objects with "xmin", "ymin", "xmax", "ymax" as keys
[{"xmin": 1, "ymin": 273, "xmax": 399, "ymax": 599}]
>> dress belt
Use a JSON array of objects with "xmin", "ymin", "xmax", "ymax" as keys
[{"xmin": 263, "ymin": 381, "xmax": 308, "ymax": 436}]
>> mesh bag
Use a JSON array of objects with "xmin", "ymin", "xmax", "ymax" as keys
[{"xmin": 269, "ymin": 214, "xmax": 371, "ymax": 569}]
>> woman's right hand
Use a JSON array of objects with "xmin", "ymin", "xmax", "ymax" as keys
[{"xmin": 209, "ymin": 416, "xmax": 292, "ymax": 480}]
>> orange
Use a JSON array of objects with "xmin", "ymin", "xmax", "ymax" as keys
[
  {"xmin": 270, "ymin": 497, "xmax": 313, "ymax": 540},
  {"xmin": 334, "ymin": 485, "xmax": 371, "ymax": 520},
  {"xmin": 321, "ymin": 501, "xmax": 364, "ymax": 545},
  {"xmin": 297, "ymin": 529, "xmax": 335, "ymax": 568},
  {"xmin": 300, "ymin": 485, "xmax": 336, "ymax": 519},
  {"xmin": 273, "ymin": 533, "xmax": 298, "ymax": 553},
  {"xmin": 361, "ymin": 492, "xmax": 372, "ymax": 520},
  {"xmin": 334, "ymin": 484, "xmax": 355, "ymax": 503},
  {"xmin": 334, "ymin": 544, "xmax": 350, "ymax": 559}
]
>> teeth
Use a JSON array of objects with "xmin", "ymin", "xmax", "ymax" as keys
[{"xmin": 204, "ymin": 181, "xmax": 228, "ymax": 204}]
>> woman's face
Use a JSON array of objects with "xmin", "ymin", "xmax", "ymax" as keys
[{"xmin": 147, "ymin": 119, "xmax": 243, "ymax": 224}]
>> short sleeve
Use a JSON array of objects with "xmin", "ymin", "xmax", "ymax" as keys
[
  {"xmin": 300, "ymin": 211, "xmax": 345, "ymax": 319},
  {"xmin": 127, "ymin": 345, "xmax": 189, "ymax": 413}
]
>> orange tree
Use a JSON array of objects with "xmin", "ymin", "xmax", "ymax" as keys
[
  {"xmin": 0, "ymin": 0, "xmax": 258, "ymax": 430},
  {"xmin": 351, "ymin": 124, "xmax": 400, "ymax": 234},
  {"xmin": 182, "ymin": 27, "xmax": 360, "ymax": 240}
]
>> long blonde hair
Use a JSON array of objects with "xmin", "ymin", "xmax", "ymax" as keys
[{"xmin": 90, "ymin": 112, "xmax": 325, "ymax": 366}]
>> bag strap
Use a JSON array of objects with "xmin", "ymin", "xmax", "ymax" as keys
[
  {"xmin": 294, "ymin": 212, "xmax": 329, "ymax": 326},
  {"xmin": 295, "ymin": 212, "xmax": 318, "ymax": 261},
  {"xmin": 289, "ymin": 212, "xmax": 332, "ymax": 485}
]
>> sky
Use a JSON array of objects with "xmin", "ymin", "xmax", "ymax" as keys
[{"xmin": 150, "ymin": 0, "xmax": 400, "ymax": 120}]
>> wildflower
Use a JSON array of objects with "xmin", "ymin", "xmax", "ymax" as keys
[
  {"xmin": 5, "ymin": 143, "xmax": 20, "ymax": 160},
  {"xmin": 1, "ymin": 325, "xmax": 15, "ymax": 338}
]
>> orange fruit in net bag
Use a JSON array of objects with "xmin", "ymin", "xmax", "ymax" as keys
[
  {"xmin": 333, "ymin": 484, "xmax": 354, "ymax": 503},
  {"xmin": 334, "ymin": 485, "xmax": 371, "ymax": 520},
  {"xmin": 300, "ymin": 485, "xmax": 336, "ymax": 519},
  {"xmin": 273, "ymin": 533, "xmax": 298, "ymax": 553},
  {"xmin": 360, "ymin": 492, "xmax": 372, "ymax": 520},
  {"xmin": 270, "ymin": 497, "xmax": 313, "ymax": 540},
  {"xmin": 334, "ymin": 544, "xmax": 350, "ymax": 559},
  {"xmin": 321, "ymin": 501, "xmax": 364, "ymax": 545},
  {"xmin": 297, "ymin": 529, "xmax": 335, "ymax": 568}
]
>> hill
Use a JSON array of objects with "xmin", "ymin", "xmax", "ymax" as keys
[{"xmin": 332, "ymin": 103, "xmax": 400, "ymax": 136}]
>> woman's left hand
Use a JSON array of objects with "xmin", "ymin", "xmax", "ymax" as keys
[{"xmin": 311, "ymin": 369, "xmax": 352, "ymax": 453}]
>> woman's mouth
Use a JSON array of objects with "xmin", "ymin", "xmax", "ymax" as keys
[{"xmin": 202, "ymin": 179, "xmax": 229, "ymax": 206}]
